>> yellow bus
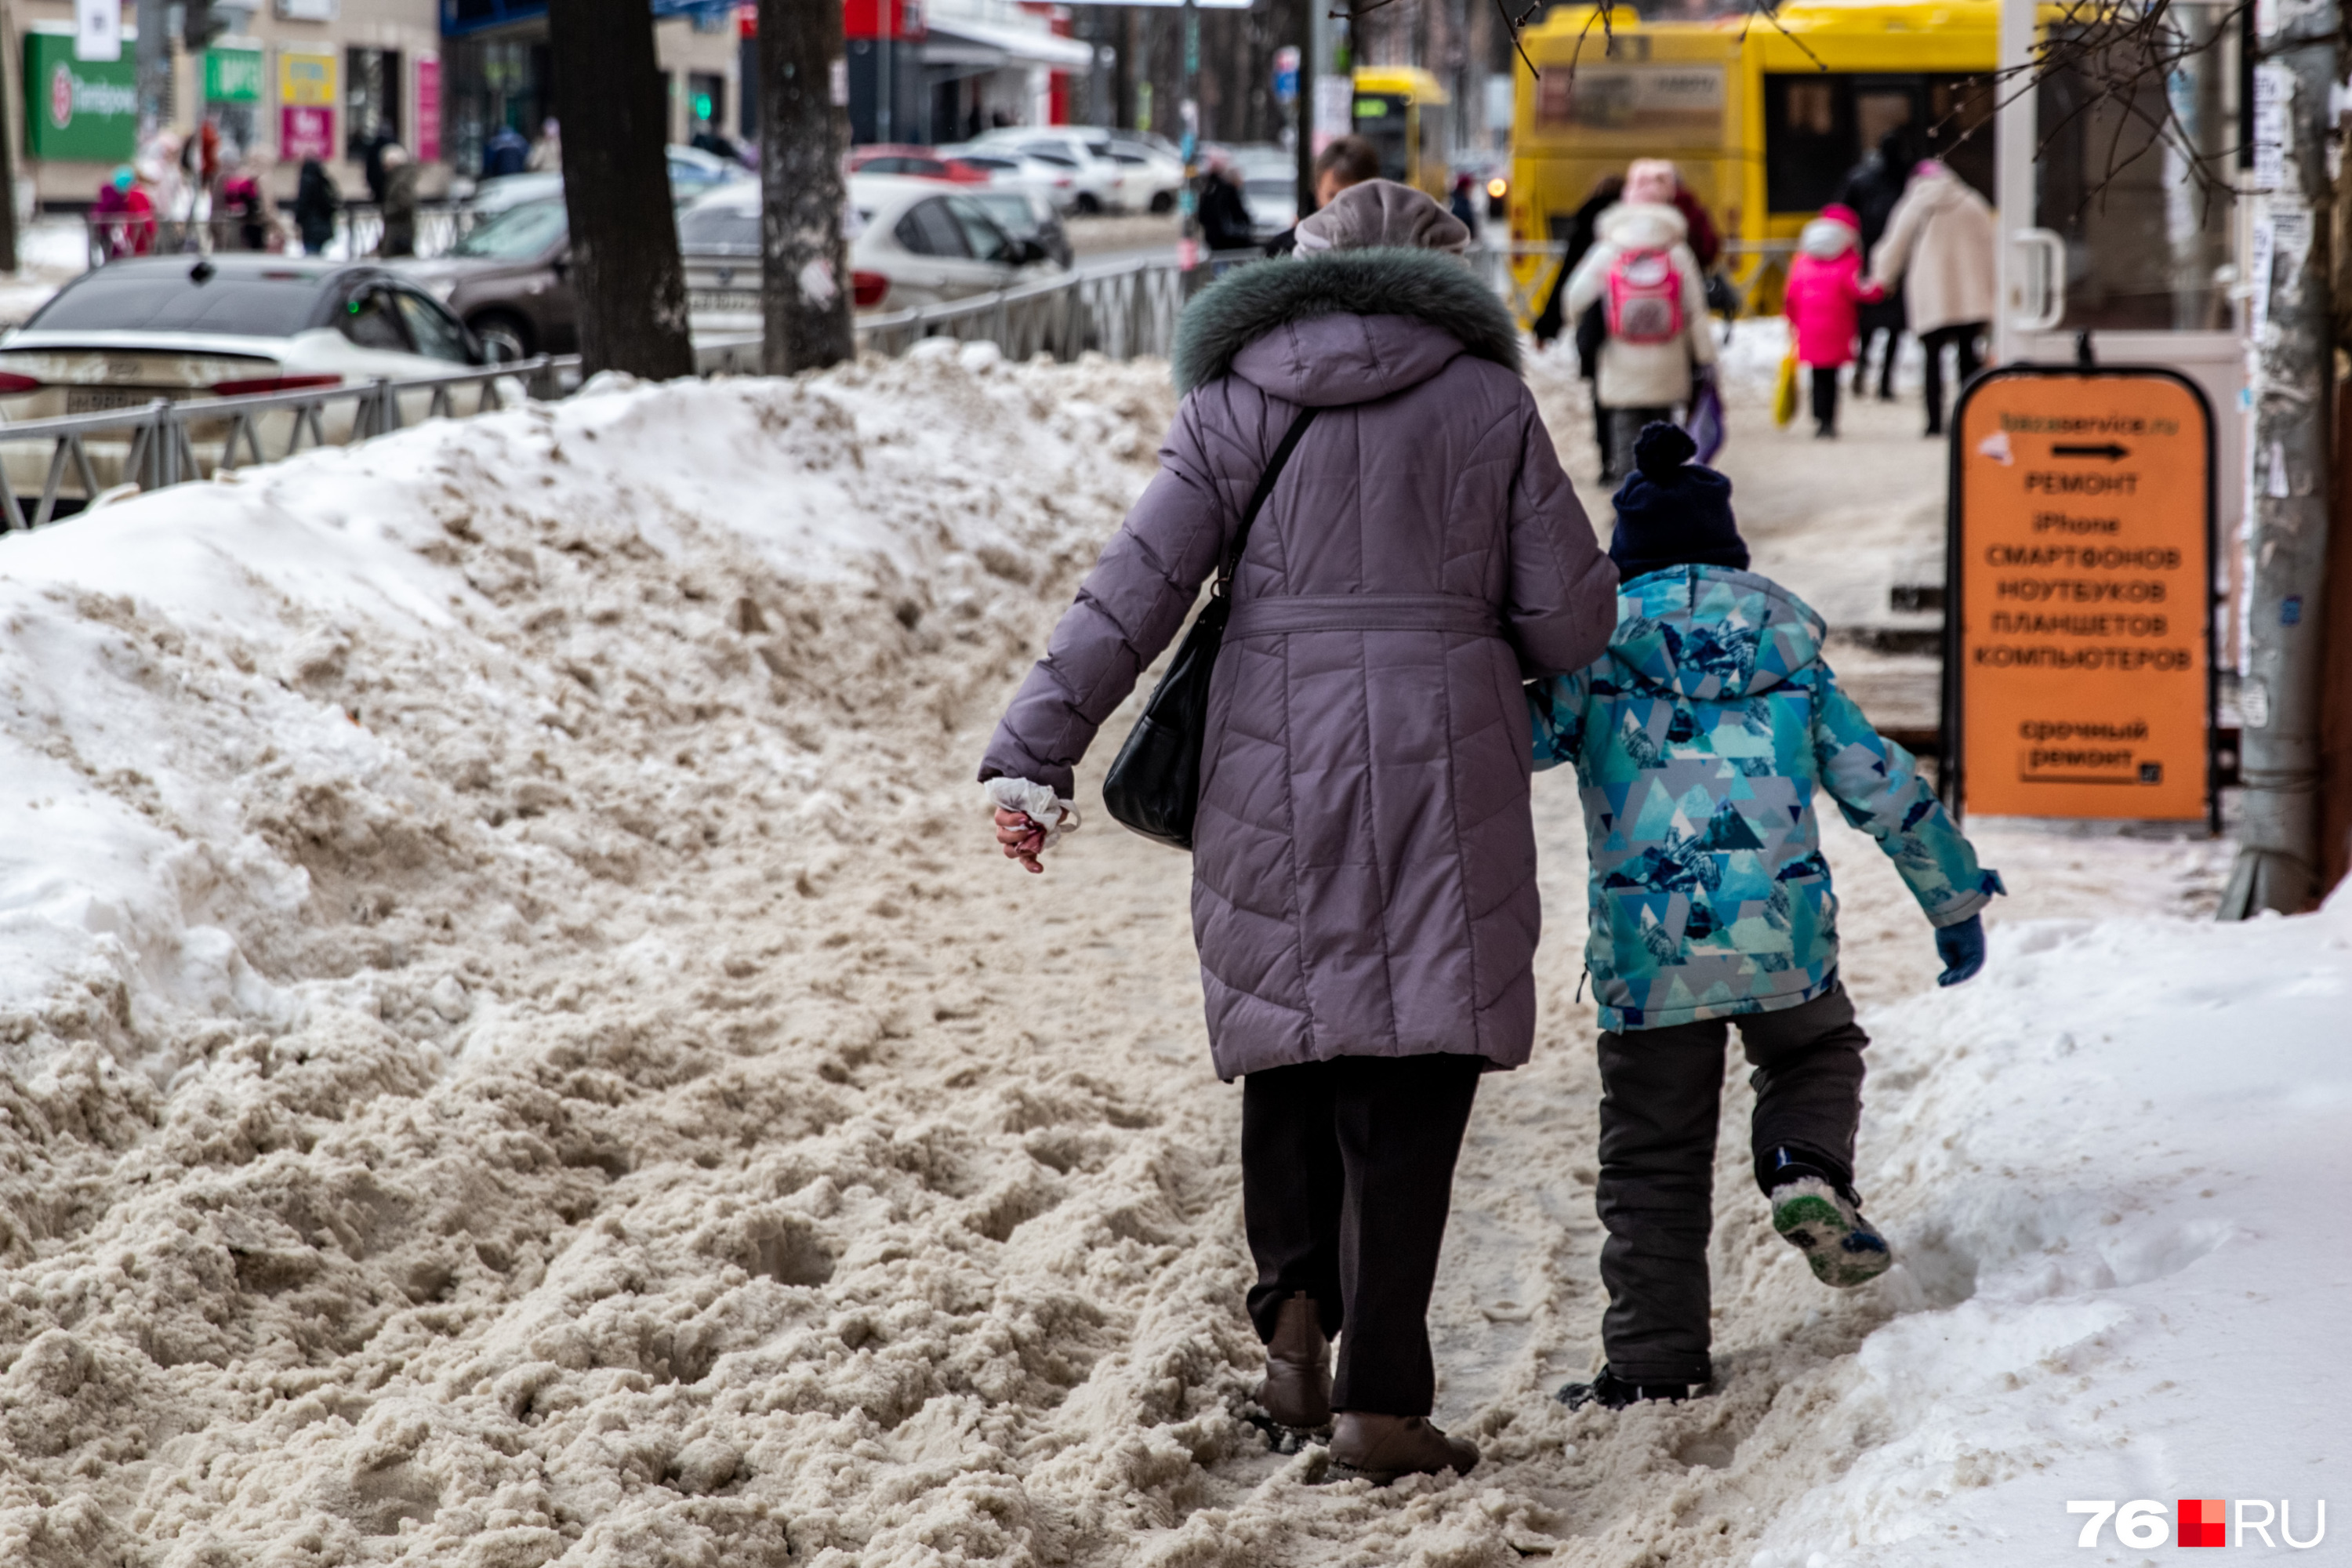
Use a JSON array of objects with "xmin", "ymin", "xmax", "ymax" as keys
[
  {"xmin": 1506, "ymin": 2, "xmax": 1998, "ymax": 313},
  {"xmin": 1353, "ymin": 67, "xmax": 1454, "ymax": 201}
]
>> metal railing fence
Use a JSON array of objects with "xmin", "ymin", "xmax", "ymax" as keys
[
  {"xmin": 0, "ymin": 355, "xmax": 575, "ymax": 530},
  {"xmin": 854, "ymin": 256, "xmax": 1191, "ymax": 362}
]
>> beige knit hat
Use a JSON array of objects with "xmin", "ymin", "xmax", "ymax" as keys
[{"xmin": 1293, "ymin": 178, "xmax": 1471, "ymax": 256}]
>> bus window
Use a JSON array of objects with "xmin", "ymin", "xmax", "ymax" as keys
[
  {"xmin": 1767, "ymin": 72, "xmax": 1994, "ymax": 214},
  {"xmin": 1535, "ymin": 64, "xmax": 1724, "ymax": 140},
  {"xmin": 1855, "ymin": 87, "xmax": 1915, "ymax": 154},
  {"xmin": 1926, "ymin": 76, "xmax": 1997, "ymax": 199},
  {"xmin": 1355, "ymin": 93, "xmax": 1411, "ymax": 182},
  {"xmin": 1765, "ymin": 74, "xmax": 1853, "ymax": 211}
]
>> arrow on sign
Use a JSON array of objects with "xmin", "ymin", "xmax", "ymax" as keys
[{"xmin": 2050, "ymin": 442, "xmax": 2131, "ymax": 460}]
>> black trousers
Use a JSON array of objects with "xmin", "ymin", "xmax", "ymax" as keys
[
  {"xmin": 1853, "ymin": 293, "xmax": 1904, "ymax": 398},
  {"xmin": 1809, "ymin": 365, "xmax": 1840, "ymax": 434},
  {"xmin": 1242, "ymin": 1052, "xmax": 1483, "ymax": 1416},
  {"xmin": 1919, "ymin": 321, "xmax": 1985, "ymax": 435},
  {"xmin": 1594, "ymin": 987, "xmax": 1868, "ymax": 1385}
]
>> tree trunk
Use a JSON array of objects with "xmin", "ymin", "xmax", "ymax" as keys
[
  {"xmin": 759, "ymin": 0, "xmax": 853, "ymax": 375},
  {"xmin": 547, "ymin": 0, "xmax": 695, "ymax": 379},
  {"xmin": 0, "ymin": 16, "xmax": 19, "ymax": 273},
  {"xmin": 2220, "ymin": 13, "xmax": 2338, "ymax": 916}
]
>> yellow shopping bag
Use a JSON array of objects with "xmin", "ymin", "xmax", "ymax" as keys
[{"xmin": 1773, "ymin": 349, "xmax": 1800, "ymax": 427}]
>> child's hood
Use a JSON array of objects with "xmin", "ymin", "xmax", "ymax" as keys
[
  {"xmin": 1595, "ymin": 200, "xmax": 1688, "ymax": 252},
  {"xmin": 1606, "ymin": 565, "xmax": 1826, "ymax": 700},
  {"xmin": 1797, "ymin": 217, "xmax": 1857, "ymax": 260}
]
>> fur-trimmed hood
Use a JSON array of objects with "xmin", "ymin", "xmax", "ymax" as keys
[{"xmin": 1171, "ymin": 248, "xmax": 1522, "ymax": 401}]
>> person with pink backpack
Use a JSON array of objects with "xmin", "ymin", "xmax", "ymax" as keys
[
  {"xmin": 1561, "ymin": 158, "xmax": 1719, "ymax": 482},
  {"xmin": 1781, "ymin": 203, "xmax": 1885, "ymax": 438}
]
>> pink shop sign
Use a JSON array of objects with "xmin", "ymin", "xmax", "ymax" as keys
[
  {"xmin": 281, "ymin": 104, "xmax": 333, "ymax": 162},
  {"xmin": 415, "ymin": 57, "xmax": 440, "ymax": 163}
]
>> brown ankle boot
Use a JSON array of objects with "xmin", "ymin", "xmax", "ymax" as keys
[
  {"xmin": 1328, "ymin": 1412, "xmax": 1479, "ymax": 1483},
  {"xmin": 1253, "ymin": 1292, "xmax": 1331, "ymax": 1429}
]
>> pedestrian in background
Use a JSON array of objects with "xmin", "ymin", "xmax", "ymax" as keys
[
  {"xmin": 1838, "ymin": 127, "xmax": 1912, "ymax": 400},
  {"xmin": 92, "ymin": 166, "xmax": 154, "ymax": 260},
  {"xmin": 1869, "ymin": 159, "xmax": 1996, "ymax": 437},
  {"xmin": 217, "ymin": 152, "xmax": 278, "ymax": 252},
  {"xmin": 1781, "ymin": 204, "xmax": 1882, "ymax": 438},
  {"xmin": 1562, "ymin": 160, "xmax": 1718, "ymax": 481},
  {"xmin": 1196, "ymin": 152, "xmax": 1257, "ymax": 253},
  {"xmin": 377, "ymin": 144, "xmax": 419, "ymax": 258},
  {"xmin": 1261, "ymin": 134, "xmax": 1379, "ymax": 256},
  {"xmin": 1531, "ymin": 172, "xmax": 1625, "ymax": 475},
  {"xmin": 527, "ymin": 118, "xmax": 562, "ymax": 173},
  {"xmin": 362, "ymin": 123, "xmax": 396, "ymax": 206},
  {"xmin": 294, "ymin": 158, "xmax": 339, "ymax": 256},
  {"xmin": 482, "ymin": 122, "xmax": 529, "ymax": 179}
]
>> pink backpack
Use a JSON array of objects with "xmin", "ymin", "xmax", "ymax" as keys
[{"xmin": 1606, "ymin": 248, "xmax": 1684, "ymax": 344}]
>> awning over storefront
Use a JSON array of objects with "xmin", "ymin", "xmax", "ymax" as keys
[{"xmin": 919, "ymin": 16, "xmax": 1093, "ymax": 71}]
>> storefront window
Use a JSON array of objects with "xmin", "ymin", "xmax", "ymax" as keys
[
  {"xmin": 446, "ymin": 36, "xmax": 550, "ymax": 178},
  {"xmin": 347, "ymin": 46, "xmax": 402, "ymax": 160}
]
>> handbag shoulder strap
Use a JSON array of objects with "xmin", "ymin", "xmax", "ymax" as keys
[{"xmin": 1213, "ymin": 405, "xmax": 1319, "ymax": 598}]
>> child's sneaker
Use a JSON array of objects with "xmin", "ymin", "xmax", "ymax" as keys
[
  {"xmin": 1555, "ymin": 1366, "xmax": 1693, "ymax": 1411},
  {"xmin": 1769, "ymin": 1174, "xmax": 1893, "ymax": 1287}
]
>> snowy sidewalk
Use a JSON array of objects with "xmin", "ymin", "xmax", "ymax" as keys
[{"xmin": 0, "ymin": 345, "xmax": 2331, "ymax": 1568}]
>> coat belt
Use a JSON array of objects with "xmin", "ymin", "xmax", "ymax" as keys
[{"xmin": 1224, "ymin": 593, "xmax": 1504, "ymax": 641}]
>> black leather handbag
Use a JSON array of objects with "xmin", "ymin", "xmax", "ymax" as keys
[{"xmin": 1101, "ymin": 406, "xmax": 1319, "ymax": 849}]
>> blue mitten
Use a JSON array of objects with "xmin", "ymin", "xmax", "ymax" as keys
[{"xmin": 1934, "ymin": 915, "xmax": 1985, "ymax": 987}]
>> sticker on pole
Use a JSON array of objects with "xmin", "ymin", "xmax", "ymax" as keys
[{"xmin": 1944, "ymin": 367, "xmax": 2214, "ymax": 822}]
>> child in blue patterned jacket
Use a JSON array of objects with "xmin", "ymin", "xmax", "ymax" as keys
[{"xmin": 1530, "ymin": 423, "xmax": 2004, "ymax": 1413}]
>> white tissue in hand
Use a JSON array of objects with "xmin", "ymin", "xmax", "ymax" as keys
[{"xmin": 984, "ymin": 777, "xmax": 1077, "ymax": 850}]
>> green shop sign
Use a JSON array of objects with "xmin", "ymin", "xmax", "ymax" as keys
[
  {"xmin": 205, "ymin": 47, "xmax": 263, "ymax": 103},
  {"xmin": 24, "ymin": 32, "xmax": 136, "ymax": 162}
]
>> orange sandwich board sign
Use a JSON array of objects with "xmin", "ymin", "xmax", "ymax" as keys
[{"xmin": 1943, "ymin": 367, "xmax": 2216, "ymax": 825}]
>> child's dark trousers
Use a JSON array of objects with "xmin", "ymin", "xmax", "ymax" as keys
[{"xmin": 1594, "ymin": 985, "xmax": 1868, "ymax": 1385}]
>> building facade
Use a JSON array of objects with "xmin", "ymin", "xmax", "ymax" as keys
[
  {"xmin": 441, "ymin": 0, "xmax": 743, "ymax": 176},
  {"xmin": 13, "ymin": 0, "xmax": 448, "ymax": 205},
  {"xmin": 9, "ymin": 0, "xmax": 1090, "ymax": 216}
]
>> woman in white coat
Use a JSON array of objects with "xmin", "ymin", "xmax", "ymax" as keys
[
  {"xmin": 1563, "ymin": 197, "xmax": 1718, "ymax": 481},
  {"xmin": 1869, "ymin": 160, "xmax": 1997, "ymax": 437}
]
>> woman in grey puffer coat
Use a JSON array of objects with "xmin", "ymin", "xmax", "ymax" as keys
[{"xmin": 981, "ymin": 180, "xmax": 1617, "ymax": 1480}]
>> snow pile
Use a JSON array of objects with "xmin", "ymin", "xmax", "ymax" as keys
[
  {"xmin": 0, "ymin": 343, "xmax": 1245, "ymax": 1567},
  {"xmin": 1749, "ymin": 898, "xmax": 2352, "ymax": 1565}
]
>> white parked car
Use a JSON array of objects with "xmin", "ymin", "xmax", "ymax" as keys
[
  {"xmin": 0, "ymin": 254, "xmax": 498, "ymax": 505},
  {"xmin": 968, "ymin": 129, "xmax": 1134, "ymax": 213},
  {"xmin": 1103, "ymin": 139, "xmax": 1185, "ymax": 213},
  {"xmin": 934, "ymin": 145, "xmax": 1080, "ymax": 214},
  {"xmin": 674, "ymin": 176, "xmax": 1060, "ymax": 326},
  {"xmin": 471, "ymin": 145, "xmax": 749, "ymax": 219}
]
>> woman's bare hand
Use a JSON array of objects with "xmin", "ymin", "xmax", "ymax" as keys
[{"xmin": 994, "ymin": 806, "xmax": 1054, "ymax": 874}]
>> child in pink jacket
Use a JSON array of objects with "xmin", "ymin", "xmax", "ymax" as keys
[{"xmin": 1783, "ymin": 204, "xmax": 1883, "ymax": 438}]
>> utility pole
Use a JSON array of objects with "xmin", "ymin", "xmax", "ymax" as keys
[
  {"xmin": 135, "ymin": 0, "xmax": 169, "ymax": 137},
  {"xmin": 2220, "ymin": 0, "xmax": 2339, "ymax": 916},
  {"xmin": 758, "ymin": 0, "xmax": 853, "ymax": 372},
  {"xmin": 547, "ymin": 0, "xmax": 695, "ymax": 379},
  {"xmin": 1178, "ymin": 0, "xmax": 1200, "ymax": 274},
  {"xmin": 1294, "ymin": 0, "xmax": 1314, "ymax": 219}
]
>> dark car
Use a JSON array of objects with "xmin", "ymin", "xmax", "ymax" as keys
[
  {"xmin": 964, "ymin": 189, "xmax": 1073, "ymax": 270},
  {"xmin": 394, "ymin": 199, "xmax": 573, "ymax": 362}
]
